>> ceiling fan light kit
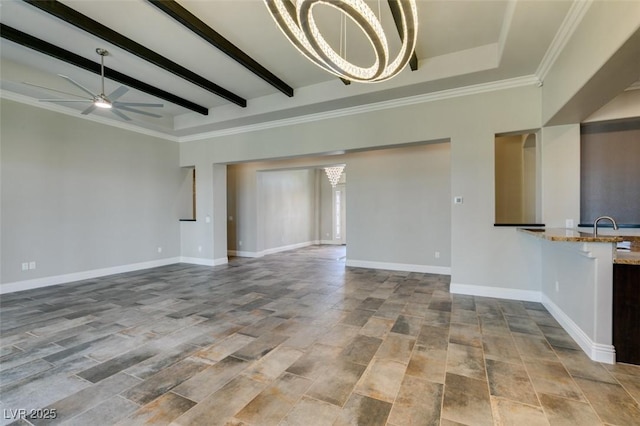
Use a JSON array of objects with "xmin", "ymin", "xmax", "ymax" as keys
[{"xmin": 263, "ymin": 0, "xmax": 418, "ymax": 83}]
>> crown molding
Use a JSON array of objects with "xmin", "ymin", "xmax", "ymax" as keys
[
  {"xmin": 179, "ymin": 75, "xmax": 540, "ymax": 142},
  {"xmin": 536, "ymin": 0, "xmax": 593, "ymax": 83},
  {"xmin": 5, "ymin": 74, "xmax": 540, "ymax": 144},
  {"xmin": 1, "ymin": 90, "xmax": 179, "ymax": 142}
]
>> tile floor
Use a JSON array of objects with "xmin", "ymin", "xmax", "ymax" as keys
[{"xmin": 1, "ymin": 245, "xmax": 639, "ymax": 425}]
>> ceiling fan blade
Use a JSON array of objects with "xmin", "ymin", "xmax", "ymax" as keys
[
  {"xmin": 58, "ymin": 74, "xmax": 96, "ymax": 97},
  {"xmin": 111, "ymin": 108, "xmax": 132, "ymax": 121},
  {"xmin": 108, "ymin": 86, "xmax": 129, "ymax": 101},
  {"xmin": 39, "ymin": 99, "xmax": 92, "ymax": 103},
  {"xmin": 81, "ymin": 104, "xmax": 97, "ymax": 115},
  {"xmin": 113, "ymin": 101, "xmax": 163, "ymax": 108},
  {"xmin": 22, "ymin": 82, "xmax": 88, "ymax": 99},
  {"xmin": 115, "ymin": 105, "xmax": 162, "ymax": 118}
]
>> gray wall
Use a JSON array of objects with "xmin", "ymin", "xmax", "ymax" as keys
[
  {"xmin": 1, "ymin": 99, "xmax": 182, "ymax": 286},
  {"xmin": 181, "ymin": 85, "xmax": 543, "ymax": 294},
  {"xmin": 258, "ymin": 169, "xmax": 316, "ymax": 252},
  {"xmin": 223, "ymin": 144, "xmax": 451, "ymax": 270},
  {"xmin": 227, "ymin": 164, "xmax": 317, "ymax": 255},
  {"xmin": 347, "ymin": 143, "xmax": 451, "ymax": 267}
]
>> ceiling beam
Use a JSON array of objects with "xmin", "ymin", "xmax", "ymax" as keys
[
  {"xmin": 23, "ymin": 0, "xmax": 247, "ymax": 107},
  {"xmin": 387, "ymin": 0, "xmax": 419, "ymax": 71},
  {"xmin": 0, "ymin": 24, "xmax": 209, "ymax": 115},
  {"xmin": 147, "ymin": 0, "xmax": 294, "ymax": 98}
]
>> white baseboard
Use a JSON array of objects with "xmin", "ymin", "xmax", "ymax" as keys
[
  {"xmin": 227, "ymin": 250, "xmax": 261, "ymax": 258},
  {"xmin": 345, "ymin": 259, "xmax": 451, "ymax": 275},
  {"xmin": 450, "ymin": 283, "xmax": 541, "ymax": 302},
  {"xmin": 541, "ymin": 293, "xmax": 616, "ymax": 364},
  {"xmin": 262, "ymin": 241, "xmax": 317, "ymax": 256},
  {"xmin": 319, "ymin": 240, "xmax": 344, "ymax": 245},
  {"xmin": 228, "ymin": 241, "xmax": 319, "ymax": 258},
  {"xmin": 0, "ymin": 257, "xmax": 181, "ymax": 294},
  {"xmin": 179, "ymin": 256, "xmax": 228, "ymax": 266}
]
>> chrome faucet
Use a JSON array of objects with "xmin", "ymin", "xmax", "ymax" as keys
[{"xmin": 593, "ymin": 216, "xmax": 618, "ymax": 237}]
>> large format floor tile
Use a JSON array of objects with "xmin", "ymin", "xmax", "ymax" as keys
[{"xmin": 1, "ymin": 245, "xmax": 639, "ymax": 425}]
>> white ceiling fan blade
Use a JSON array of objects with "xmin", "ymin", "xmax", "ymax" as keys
[
  {"xmin": 108, "ymin": 86, "xmax": 129, "ymax": 101},
  {"xmin": 39, "ymin": 99, "xmax": 92, "ymax": 103},
  {"xmin": 113, "ymin": 101, "xmax": 163, "ymax": 108},
  {"xmin": 81, "ymin": 104, "xmax": 97, "ymax": 115},
  {"xmin": 22, "ymin": 82, "xmax": 88, "ymax": 99},
  {"xmin": 115, "ymin": 105, "xmax": 162, "ymax": 118},
  {"xmin": 58, "ymin": 74, "xmax": 96, "ymax": 97},
  {"xmin": 111, "ymin": 108, "xmax": 132, "ymax": 121}
]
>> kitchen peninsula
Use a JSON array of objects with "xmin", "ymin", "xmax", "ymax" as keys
[{"xmin": 519, "ymin": 228, "xmax": 639, "ymax": 365}]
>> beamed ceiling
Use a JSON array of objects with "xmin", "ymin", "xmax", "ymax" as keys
[{"xmin": 0, "ymin": 0, "xmax": 622, "ymax": 139}]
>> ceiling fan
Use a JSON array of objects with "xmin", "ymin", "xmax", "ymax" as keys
[{"xmin": 23, "ymin": 48, "xmax": 163, "ymax": 121}]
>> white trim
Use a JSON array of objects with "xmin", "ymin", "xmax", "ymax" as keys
[
  {"xmin": 1, "ymin": 91, "xmax": 179, "ymax": 142},
  {"xmin": 213, "ymin": 257, "xmax": 229, "ymax": 266},
  {"xmin": 345, "ymin": 259, "xmax": 451, "ymax": 275},
  {"xmin": 320, "ymin": 240, "xmax": 343, "ymax": 245},
  {"xmin": 261, "ymin": 241, "xmax": 316, "ymax": 256},
  {"xmin": 179, "ymin": 256, "xmax": 228, "ymax": 266},
  {"xmin": 4, "ymin": 75, "xmax": 539, "ymax": 143},
  {"xmin": 227, "ymin": 250, "xmax": 262, "ymax": 258},
  {"xmin": 228, "ymin": 241, "xmax": 319, "ymax": 258},
  {"xmin": 541, "ymin": 293, "xmax": 615, "ymax": 364},
  {"xmin": 178, "ymin": 76, "xmax": 539, "ymax": 142},
  {"xmin": 0, "ymin": 257, "xmax": 181, "ymax": 294},
  {"xmin": 535, "ymin": 0, "xmax": 593, "ymax": 83},
  {"xmin": 450, "ymin": 283, "xmax": 541, "ymax": 303}
]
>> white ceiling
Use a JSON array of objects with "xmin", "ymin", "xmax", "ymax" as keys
[{"xmin": 0, "ymin": 0, "xmax": 579, "ymax": 138}]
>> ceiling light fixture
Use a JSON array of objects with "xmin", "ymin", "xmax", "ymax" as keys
[
  {"xmin": 324, "ymin": 165, "xmax": 345, "ymax": 187},
  {"xmin": 264, "ymin": 0, "xmax": 418, "ymax": 83},
  {"xmin": 93, "ymin": 94, "xmax": 112, "ymax": 109}
]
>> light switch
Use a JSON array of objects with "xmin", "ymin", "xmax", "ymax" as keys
[
  {"xmin": 205, "ymin": 215, "xmax": 211, "ymax": 223},
  {"xmin": 454, "ymin": 196, "xmax": 463, "ymax": 204}
]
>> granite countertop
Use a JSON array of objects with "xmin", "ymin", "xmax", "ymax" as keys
[
  {"xmin": 615, "ymin": 251, "xmax": 640, "ymax": 265},
  {"xmin": 518, "ymin": 228, "xmax": 640, "ymax": 265}
]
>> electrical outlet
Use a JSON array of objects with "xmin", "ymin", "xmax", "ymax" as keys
[
  {"xmin": 21, "ymin": 262, "xmax": 29, "ymax": 271},
  {"xmin": 565, "ymin": 219, "xmax": 574, "ymax": 228},
  {"xmin": 157, "ymin": 247, "xmax": 162, "ymax": 253},
  {"xmin": 435, "ymin": 251, "xmax": 440, "ymax": 259},
  {"xmin": 29, "ymin": 261, "xmax": 36, "ymax": 270},
  {"xmin": 198, "ymin": 245, "xmax": 202, "ymax": 253}
]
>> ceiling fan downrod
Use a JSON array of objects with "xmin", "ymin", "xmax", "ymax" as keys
[{"xmin": 95, "ymin": 48, "xmax": 111, "ymax": 108}]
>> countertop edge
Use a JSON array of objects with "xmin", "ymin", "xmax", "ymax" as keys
[
  {"xmin": 517, "ymin": 228, "xmax": 640, "ymax": 265},
  {"xmin": 517, "ymin": 227, "xmax": 623, "ymax": 243}
]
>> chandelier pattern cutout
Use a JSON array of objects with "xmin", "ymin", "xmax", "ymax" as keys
[
  {"xmin": 263, "ymin": 0, "xmax": 418, "ymax": 83},
  {"xmin": 324, "ymin": 165, "xmax": 345, "ymax": 187}
]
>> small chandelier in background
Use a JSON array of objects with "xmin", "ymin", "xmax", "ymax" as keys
[
  {"xmin": 324, "ymin": 165, "xmax": 345, "ymax": 187},
  {"xmin": 264, "ymin": 0, "xmax": 418, "ymax": 83}
]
